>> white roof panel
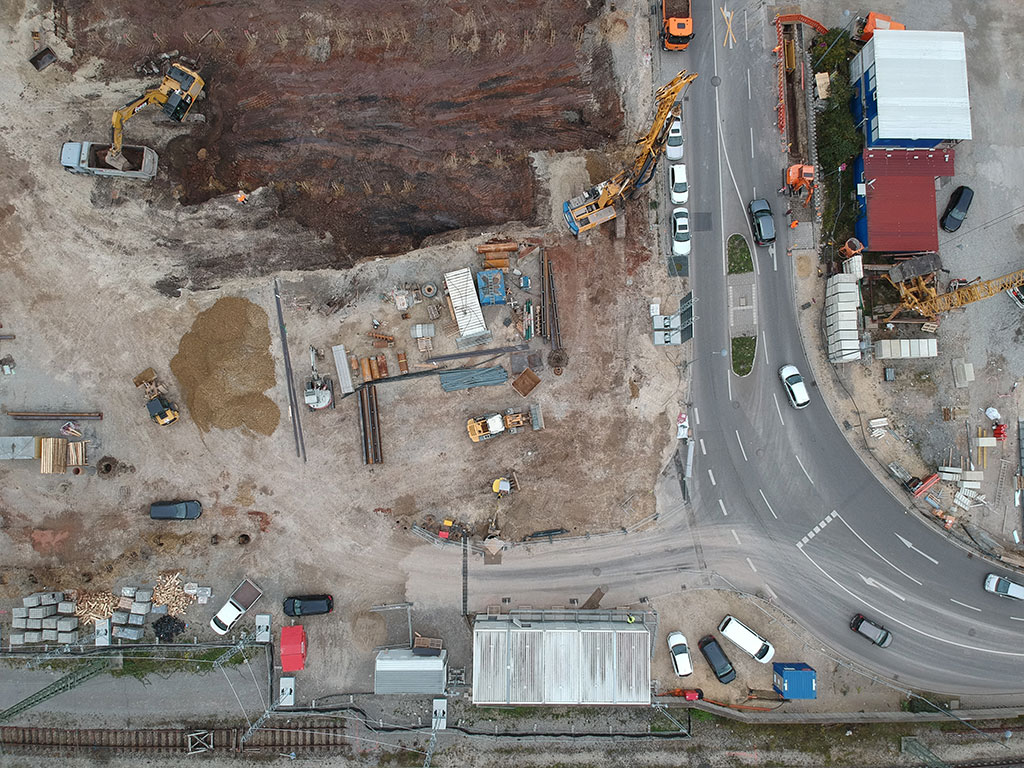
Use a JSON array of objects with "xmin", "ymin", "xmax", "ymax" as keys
[
  {"xmin": 444, "ymin": 268, "xmax": 487, "ymax": 338},
  {"xmin": 872, "ymin": 30, "xmax": 972, "ymax": 140}
]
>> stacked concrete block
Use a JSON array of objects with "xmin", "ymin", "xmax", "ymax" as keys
[
  {"xmin": 26, "ymin": 618, "xmax": 42, "ymax": 631},
  {"xmin": 117, "ymin": 596, "xmax": 134, "ymax": 611},
  {"xmin": 39, "ymin": 592, "xmax": 63, "ymax": 605},
  {"xmin": 57, "ymin": 616, "xmax": 78, "ymax": 632},
  {"xmin": 12, "ymin": 607, "xmax": 28, "ymax": 620},
  {"xmin": 24, "ymin": 631, "xmax": 42, "ymax": 643},
  {"xmin": 135, "ymin": 588, "xmax": 153, "ymax": 603},
  {"xmin": 42, "ymin": 616, "xmax": 59, "ymax": 630},
  {"xmin": 127, "ymin": 613, "xmax": 145, "ymax": 627},
  {"xmin": 151, "ymin": 604, "xmax": 168, "ymax": 616},
  {"xmin": 130, "ymin": 601, "xmax": 151, "ymax": 615},
  {"xmin": 112, "ymin": 626, "xmax": 144, "ymax": 641},
  {"xmin": 58, "ymin": 600, "xmax": 76, "ymax": 614},
  {"xmin": 111, "ymin": 611, "xmax": 129, "ymax": 625},
  {"xmin": 22, "ymin": 594, "xmax": 42, "ymax": 608},
  {"xmin": 28, "ymin": 605, "xmax": 57, "ymax": 619},
  {"xmin": 12, "ymin": 616, "xmax": 27, "ymax": 630},
  {"xmin": 41, "ymin": 629, "xmax": 59, "ymax": 642},
  {"xmin": 57, "ymin": 632, "xmax": 79, "ymax": 644},
  {"xmin": 9, "ymin": 633, "xmax": 25, "ymax": 646},
  {"xmin": 121, "ymin": 586, "xmax": 138, "ymax": 598}
]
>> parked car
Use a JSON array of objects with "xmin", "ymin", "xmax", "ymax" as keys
[
  {"xmin": 940, "ymin": 185, "xmax": 973, "ymax": 232},
  {"xmin": 718, "ymin": 615, "xmax": 775, "ymax": 663},
  {"xmin": 665, "ymin": 118, "xmax": 684, "ymax": 160},
  {"xmin": 667, "ymin": 631, "xmax": 693, "ymax": 676},
  {"xmin": 748, "ymin": 198, "xmax": 776, "ymax": 245},
  {"xmin": 698, "ymin": 635, "xmax": 736, "ymax": 683},
  {"xmin": 669, "ymin": 163, "xmax": 688, "ymax": 204},
  {"xmin": 778, "ymin": 365, "xmax": 810, "ymax": 409},
  {"xmin": 984, "ymin": 574, "xmax": 1024, "ymax": 600},
  {"xmin": 1007, "ymin": 285, "xmax": 1024, "ymax": 309},
  {"xmin": 149, "ymin": 500, "xmax": 201, "ymax": 520},
  {"xmin": 671, "ymin": 207, "xmax": 691, "ymax": 256},
  {"xmin": 283, "ymin": 594, "xmax": 334, "ymax": 617},
  {"xmin": 850, "ymin": 613, "xmax": 893, "ymax": 648}
]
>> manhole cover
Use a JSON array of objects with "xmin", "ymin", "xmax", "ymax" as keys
[
  {"xmin": 592, "ymin": 568, "xmax": 601, "ymax": 576},
  {"xmin": 710, "ymin": 76, "xmax": 722, "ymax": 87}
]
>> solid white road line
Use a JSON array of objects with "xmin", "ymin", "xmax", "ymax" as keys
[
  {"xmin": 1010, "ymin": 616, "xmax": 1024, "ymax": 622},
  {"xmin": 758, "ymin": 488, "xmax": 778, "ymax": 519},
  {"xmin": 708, "ymin": 469, "xmax": 717, "ymax": 486},
  {"xmin": 762, "ymin": 330, "xmax": 769, "ymax": 365},
  {"xmin": 735, "ymin": 430, "xmax": 748, "ymax": 461},
  {"xmin": 750, "ymin": 127, "xmax": 754, "ymax": 159},
  {"xmin": 712, "ymin": 9, "xmax": 727, "ymax": 279},
  {"xmin": 746, "ymin": 557, "xmax": 757, "ymax": 572},
  {"xmin": 699, "ymin": 438, "xmax": 707, "ymax": 455},
  {"xmin": 795, "ymin": 454, "xmax": 813, "ymax": 484},
  {"xmin": 837, "ymin": 513, "xmax": 923, "ymax": 586},
  {"xmin": 772, "ymin": 392, "xmax": 785, "ymax": 425},
  {"xmin": 950, "ymin": 598, "xmax": 982, "ymax": 613},
  {"xmin": 747, "ymin": 68, "xmax": 751, "ymax": 99},
  {"xmin": 718, "ymin": 499, "xmax": 728, "ymax": 516},
  {"xmin": 693, "ymin": 406, "xmax": 700, "ymax": 425},
  {"xmin": 731, "ymin": 529, "xmax": 741, "ymax": 545},
  {"xmin": 727, "ymin": 371, "xmax": 733, "ymax": 401}
]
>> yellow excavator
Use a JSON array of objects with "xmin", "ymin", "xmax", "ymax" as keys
[
  {"xmin": 563, "ymin": 69, "xmax": 698, "ymax": 236},
  {"xmin": 104, "ymin": 63, "xmax": 205, "ymax": 171}
]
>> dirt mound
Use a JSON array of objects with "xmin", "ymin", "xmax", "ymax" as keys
[{"xmin": 170, "ymin": 297, "xmax": 279, "ymax": 435}]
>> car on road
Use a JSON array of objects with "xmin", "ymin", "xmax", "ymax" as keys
[
  {"xmin": 149, "ymin": 500, "xmax": 201, "ymax": 520},
  {"xmin": 940, "ymin": 185, "xmax": 973, "ymax": 232},
  {"xmin": 671, "ymin": 208, "xmax": 691, "ymax": 256},
  {"xmin": 748, "ymin": 198, "xmax": 776, "ymax": 246},
  {"xmin": 283, "ymin": 594, "xmax": 334, "ymax": 617},
  {"xmin": 984, "ymin": 574, "xmax": 1024, "ymax": 600},
  {"xmin": 850, "ymin": 613, "xmax": 893, "ymax": 648},
  {"xmin": 665, "ymin": 118, "xmax": 684, "ymax": 160},
  {"xmin": 778, "ymin": 365, "xmax": 810, "ymax": 409},
  {"xmin": 698, "ymin": 635, "xmax": 736, "ymax": 683},
  {"xmin": 669, "ymin": 163, "xmax": 688, "ymax": 205},
  {"xmin": 667, "ymin": 631, "xmax": 693, "ymax": 676}
]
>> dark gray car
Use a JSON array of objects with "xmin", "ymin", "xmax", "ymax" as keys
[
  {"xmin": 850, "ymin": 613, "xmax": 892, "ymax": 648},
  {"xmin": 698, "ymin": 635, "xmax": 736, "ymax": 683},
  {"xmin": 149, "ymin": 500, "xmax": 202, "ymax": 520},
  {"xmin": 748, "ymin": 198, "xmax": 776, "ymax": 245}
]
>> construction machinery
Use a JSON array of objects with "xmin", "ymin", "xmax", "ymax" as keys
[
  {"xmin": 133, "ymin": 368, "xmax": 179, "ymax": 426},
  {"xmin": 90, "ymin": 63, "xmax": 205, "ymax": 174},
  {"xmin": 563, "ymin": 70, "xmax": 698, "ymax": 236},
  {"xmin": 856, "ymin": 11, "xmax": 905, "ymax": 43},
  {"xmin": 785, "ymin": 164, "xmax": 815, "ymax": 206},
  {"xmin": 885, "ymin": 263, "xmax": 1024, "ymax": 321},
  {"xmin": 660, "ymin": 0, "xmax": 693, "ymax": 51},
  {"xmin": 304, "ymin": 347, "xmax": 333, "ymax": 410},
  {"xmin": 467, "ymin": 405, "xmax": 543, "ymax": 443}
]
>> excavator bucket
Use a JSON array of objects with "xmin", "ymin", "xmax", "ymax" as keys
[{"xmin": 103, "ymin": 148, "xmax": 132, "ymax": 171}]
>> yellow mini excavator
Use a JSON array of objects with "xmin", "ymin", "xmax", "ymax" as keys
[{"xmin": 104, "ymin": 63, "xmax": 205, "ymax": 171}]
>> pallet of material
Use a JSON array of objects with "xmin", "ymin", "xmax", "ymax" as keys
[
  {"xmin": 475, "ymin": 242, "xmax": 519, "ymax": 254},
  {"xmin": 482, "ymin": 257, "xmax": 510, "ymax": 270},
  {"xmin": 511, "ymin": 368, "xmax": 541, "ymax": 397},
  {"xmin": 40, "ymin": 437, "xmax": 68, "ymax": 474},
  {"xmin": 67, "ymin": 441, "xmax": 87, "ymax": 467}
]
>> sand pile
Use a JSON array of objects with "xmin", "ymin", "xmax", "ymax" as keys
[{"xmin": 171, "ymin": 297, "xmax": 280, "ymax": 435}]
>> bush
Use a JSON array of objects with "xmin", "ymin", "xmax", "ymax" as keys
[
  {"xmin": 727, "ymin": 234, "xmax": 753, "ymax": 274},
  {"xmin": 731, "ymin": 336, "xmax": 756, "ymax": 376}
]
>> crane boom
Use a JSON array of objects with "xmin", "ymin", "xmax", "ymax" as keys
[
  {"xmin": 906, "ymin": 268, "xmax": 1024, "ymax": 317},
  {"xmin": 563, "ymin": 70, "xmax": 698, "ymax": 235},
  {"xmin": 105, "ymin": 63, "xmax": 204, "ymax": 171}
]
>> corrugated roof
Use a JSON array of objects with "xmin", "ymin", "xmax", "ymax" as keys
[
  {"xmin": 374, "ymin": 649, "xmax": 447, "ymax": 694},
  {"xmin": 445, "ymin": 268, "xmax": 487, "ymax": 338},
  {"xmin": 824, "ymin": 274, "xmax": 861, "ymax": 363},
  {"xmin": 871, "ymin": 30, "xmax": 972, "ymax": 140},
  {"xmin": 472, "ymin": 618, "xmax": 650, "ymax": 706},
  {"xmin": 863, "ymin": 149, "xmax": 954, "ymax": 177}
]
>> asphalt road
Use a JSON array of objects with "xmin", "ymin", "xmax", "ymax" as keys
[{"xmin": 460, "ymin": 0, "xmax": 1024, "ymax": 696}]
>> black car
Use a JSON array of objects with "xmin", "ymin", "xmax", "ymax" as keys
[
  {"xmin": 149, "ymin": 500, "xmax": 201, "ymax": 520},
  {"xmin": 283, "ymin": 594, "xmax": 334, "ymax": 617},
  {"xmin": 940, "ymin": 185, "xmax": 973, "ymax": 232},
  {"xmin": 850, "ymin": 613, "xmax": 892, "ymax": 648},
  {"xmin": 748, "ymin": 198, "xmax": 776, "ymax": 245},
  {"xmin": 698, "ymin": 635, "xmax": 736, "ymax": 683}
]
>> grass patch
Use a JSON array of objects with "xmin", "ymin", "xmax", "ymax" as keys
[
  {"xmin": 111, "ymin": 647, "xmax": 258, "ymax": 681},
  {"xmin": 727, "ymin": 234, "xmax": 753, "ymax": 274},
  {"xmin": 731, "ymin": 336, "xmax": 756, "ymax": 376}
]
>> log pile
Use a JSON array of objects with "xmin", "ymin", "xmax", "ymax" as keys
[
  {"xmin": 70, "ymin": 590, "xmax": 118, "ymax": 622},
  {"xmin": 153, "ymin": 572, "xmax": 195, "ymax": 615}
]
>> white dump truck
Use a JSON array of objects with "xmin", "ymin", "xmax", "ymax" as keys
[{"xmin": 60, "ymin": 141, "xmax": 158, "ymax": 180}]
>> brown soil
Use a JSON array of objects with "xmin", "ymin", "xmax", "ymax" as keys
[
  {"xmin": 60, "ymin": 0, "xmax": 623, "ymax": 270},
  {"xmin": 169, "ymin": 297, "xmax": 280, "ymax": 434}
]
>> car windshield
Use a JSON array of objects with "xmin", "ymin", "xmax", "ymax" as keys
[
  {"xmin": 671, "ymin": 641, "xmax": 687, "ymax": 654},
  {"xmin": 995, "ymin": 579, "xmax": 1010, "ymax": 595},
  {"xmin": 674, "ymin": 180, "xmax": 687, "ymax": 193},
  {"xmin": 950, "ymin": 208, "xmax": 967, "ymax": 221},
  {"xmin": 786, "ymin": 373, "xmax": 803, "ymax": 385}
]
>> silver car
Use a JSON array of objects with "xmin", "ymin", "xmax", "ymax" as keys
[
  {"xmin": 669, "ymin": 163, "xmax": 688, "ymax": 205},
  {"xmin": 985, "ymin": 573, "xmax": 1024, "ymax": 600},
  {"xmin": 667, "ymin": 631, "xmax": 693, "ymax": 676},
  {"xmin": 779, "ymin": 365, "xmax": 810, "ymax": 409},
  {"xmin": 665, "ymin": 118, "xmax": 684, "ymax": 160},
  {"xmin": 671, "ymin": 208, "xmax": 691, "ymax": 256}
]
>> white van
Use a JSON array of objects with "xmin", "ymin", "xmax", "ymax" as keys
[{"xmin": 718, "ymin": 615, "xmax": 775, "ymax": 663}]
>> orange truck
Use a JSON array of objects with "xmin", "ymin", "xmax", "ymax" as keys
[{"xmin": 661, "ymin": 0, "xmax": 693, "ymax": 51}]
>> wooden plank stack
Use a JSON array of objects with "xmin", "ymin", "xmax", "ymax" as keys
[
  {"xmin": 70, "ymin": 590, "xmax": 118, "ymax": 622},
  {"xmin": 40, "ymin": 437, "xmax": 68, "ymax": 474},
  {"xmin": 153, "ymin": 572, "xmax": 195, "ymax": 616},
  {"xmin": 67, "ymin": 441, "xmax": 87, "ymax": 466}
]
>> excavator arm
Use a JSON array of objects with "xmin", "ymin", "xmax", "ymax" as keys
[{"xmin": 106, "ymin": 63, "xmax": 204, "ymax": 170}]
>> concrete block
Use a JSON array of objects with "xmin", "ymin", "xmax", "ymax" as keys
[
  {"xmin": 150, "ymin": 604, "xmax": 168, "ymax": 615},
  {"xmin": 111, "ymin": 611, "xmax": 129, "ymax": 625},
  {"xmin": 42, "ymin": 616, "xmax": 59, "ymax": 630},
  {"xmin": 58, "ymin": 601, "xmax": 76, "ymax": 614},
  {"xmin": 24, "ymin": 631, "xmax": 42, "ymax": 643},
  {"xmin": 130, "ymin": 601, "xmax": 151, "ymax": 615},
  {"xmin": 12, "ymin": 607, "xmax": 28, "ymax": 619},
  {"xmin": 57, "ymin": 616, "xmax": 79, "ymax": 632},
  {"xmin": 127, "ymin": 613, "xmax": 145, "ymax": 626},
  {"xmin": 117, "ymin": 596, "xmax": 134, "ymax": 610},
  {"xmin": 121, "ymin": 586, "xmax": 137, "ymax": 598},
  {"xmin": 41, "ymin": 629, "xmax": 59, "ymax": 642},
  {"xmin": 134, "ymin": 589, "xmax": 153, "ymax": 602},
  {"xmin": 39, "ymin": 592, "xmax": 62, "ymax": 605},
  {"xmin": 12, "ymin": 617, "xmax": 27, "ymax": 630},
  {"xmin": 57, "ymin": 632, "xmax": 79, "ymax": 644},
  {"xmin": 22, "ymin": 594, "xmax": 42, "ymax": 608},
  {"xmin": 112, "ymin": 626, "xmax": 144, "ymax": 641},
  {"xmin": 9, "ymin": 633, "xmax": 25, "ymax": 646},
  {"xmin": 26, "ymin": 618, "xmax": 42, "ymax": 630},
  {"xmin": 28, "ymin": 605, "xmax": 57, "ymax": 619}
]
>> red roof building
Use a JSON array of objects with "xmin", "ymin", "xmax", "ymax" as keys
[
  {"xmin": 856, "ymin": 149, "xmax": 955, "ymax": 252},
  {"xmin": 280, "ymin": 625, "xmax": 307, "ymax": 673}
]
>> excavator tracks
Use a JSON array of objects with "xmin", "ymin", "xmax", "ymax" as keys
[{"xmin": 0, "ymin": 723, "xmax": 348, "ymax": 756}]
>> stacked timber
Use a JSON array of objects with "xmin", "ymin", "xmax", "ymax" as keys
[{"xmin": 40, "ymin": 437, "xmax": 68, "ymax": 474}]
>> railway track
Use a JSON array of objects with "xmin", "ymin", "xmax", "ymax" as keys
[{"xmin": 0, "ymin": 722, "xmax": 348, "ymax": 755}]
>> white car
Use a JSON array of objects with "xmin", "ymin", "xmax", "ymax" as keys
[
  {"xmin": 669, "ymin": 163, "xmax": 688, "ymax": 205},
  {"xmin": 665, "ymin": 118, "xmax": 684, "ymax": 160},
  {"xmin": 779, "ymin": 364, "xmax": 810, "ymax": 409},
  {"xmin": 985, "ymin": 573, "xmax": 1024, "ymax": 600},
  {"xmin": 667, "ymin": 631, "xmax": 693, "ymax": 676},
  {"xmin": 671, "ymin": 207, "xmax": 691, "ymax": 256}
]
